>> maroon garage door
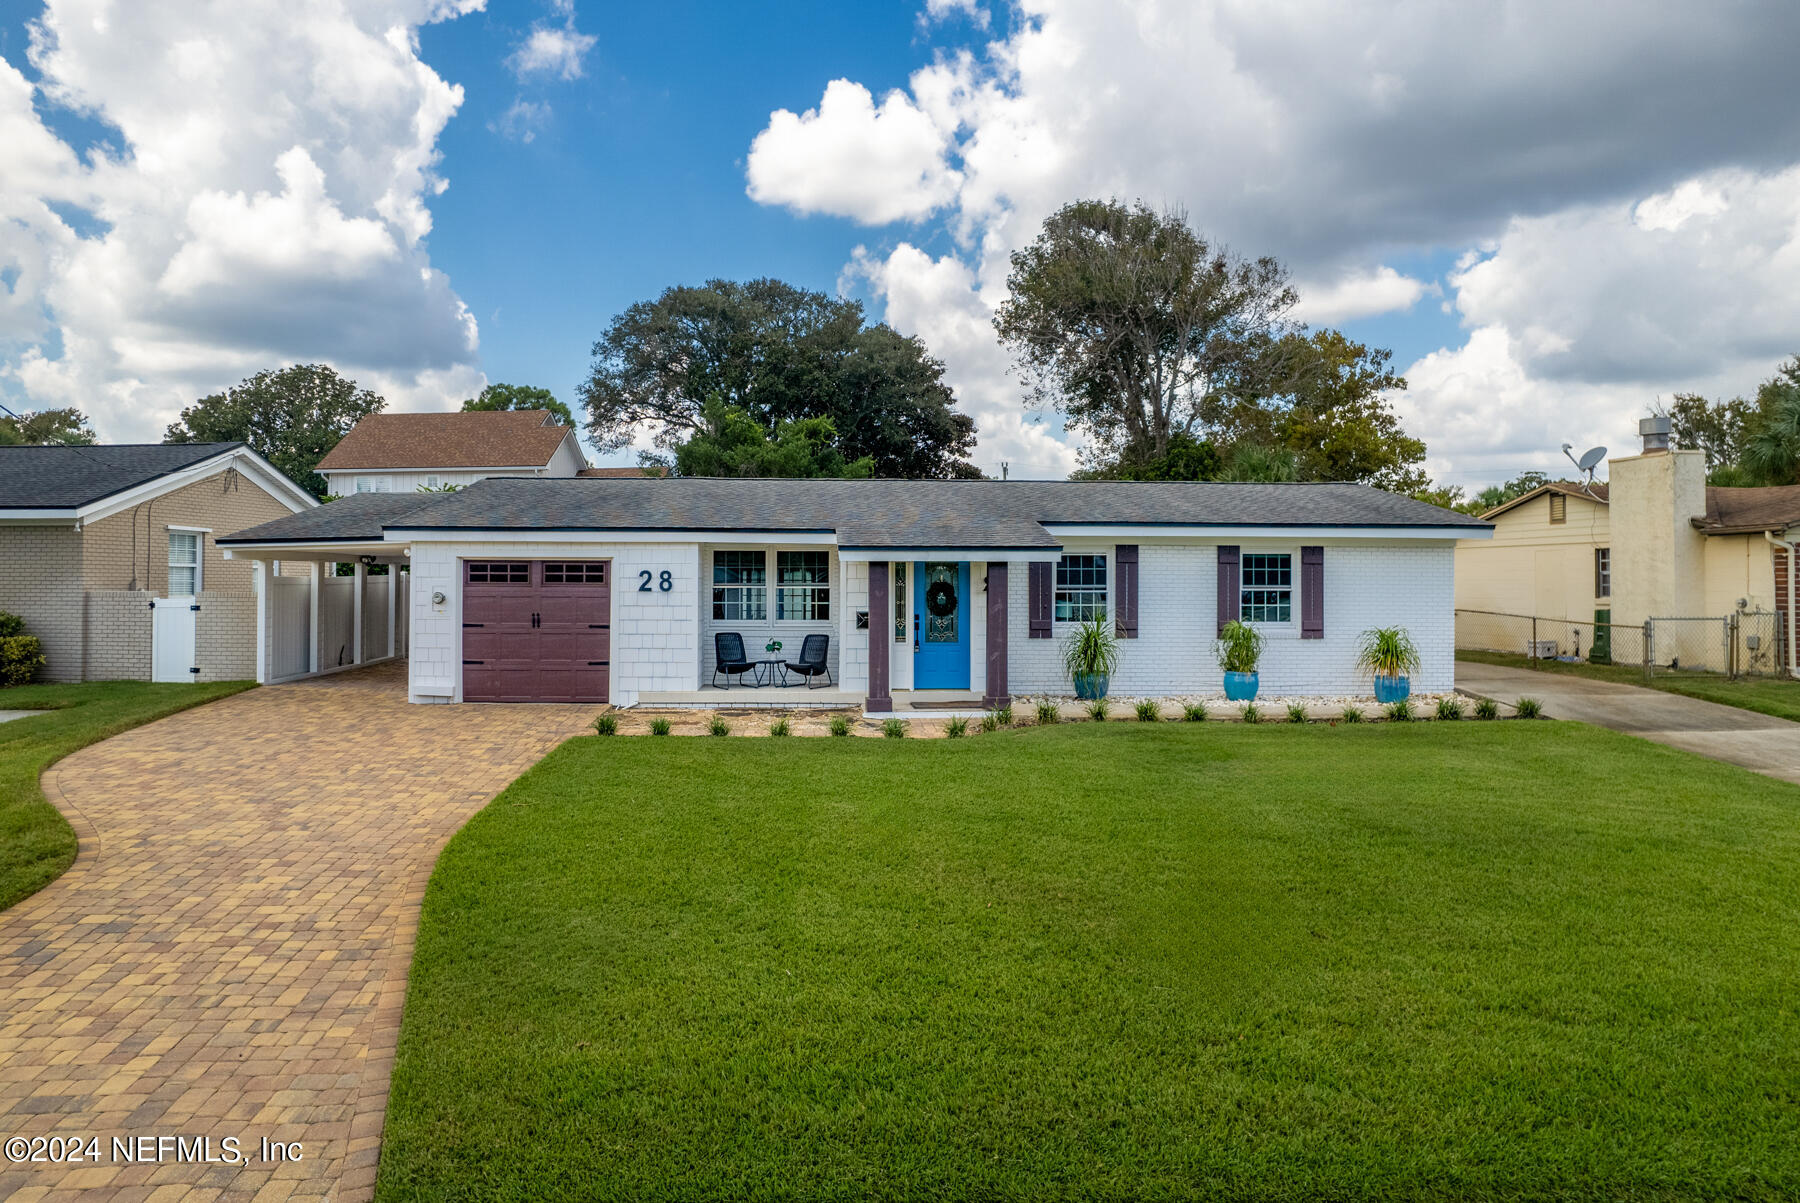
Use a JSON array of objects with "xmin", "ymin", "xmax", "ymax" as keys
[{"xmin": 462, "ymin": 560, "xmax": 610, "ymax": 702}]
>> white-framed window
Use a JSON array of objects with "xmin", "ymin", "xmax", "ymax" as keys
[
  {"xmin": 1240, "ymin": 552, "xmax": 1293, "ymax": 624},
  {"xmin": 1055, "ymin": 554, "xmax": 1107, "ymax": 622},
  {"xmin": 712, "ymin": 550, "xmax": 767, "ymax": 621},
  {"xmin": 776, "ymin": 551, "xmax": 830, "ymax": 621},
  {"xmin": 355, "ymin": 476, "xmax": 391, "ymax": 493},
  {"xmin": 168, "ymin": 530, "xmax": 201, "ymax": 595},
  {"xmin": 1596, "ymin": 547, "xmax": 1611, "ymax": 599},
  {"xmin": 425, "ymin": 475, "xmax": 440, "ymax": 490}
]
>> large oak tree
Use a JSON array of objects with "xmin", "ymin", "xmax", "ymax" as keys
[
  {"xmin": 165, "ymin": 363, "xmax": 385, "ymax": 498},
  {"xmin": 579, "ymin": 279, "xmax": 978, "ymax": 478}
]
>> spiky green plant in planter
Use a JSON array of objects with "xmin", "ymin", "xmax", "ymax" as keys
[
  {"xmin": 1214, "ymin": 620, "xmax": 1264, "ymax": 701},
  {"xmin": 1062, "ymin": 615, "xmax": 1119, "ymax": 700},
  {"xmin": 1356, "ymin": 626, "xmax": 1421, "ymax": 703}
]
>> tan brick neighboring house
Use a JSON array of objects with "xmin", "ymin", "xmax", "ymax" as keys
[{"xmin": 0, "ymin": 442, "xmax": 315, "ymax": 682}]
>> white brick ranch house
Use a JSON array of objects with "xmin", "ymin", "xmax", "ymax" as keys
[{"xmin": 217, "ymin": 478, "xmax": 1492, "ymax": 710}]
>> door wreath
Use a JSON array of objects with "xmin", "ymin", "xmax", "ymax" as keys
[{"xmin": 925, "ymin": 579, "xmax": 958, "ymax": 617}]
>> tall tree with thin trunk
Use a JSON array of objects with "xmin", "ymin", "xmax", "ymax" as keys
[
  {"xmin": 165, "ymin": 364, "xmax": 385, "ymax": 499},
  {"xmin": 995, "ymin": 200, "xmax": 1301, "ymax": 468}
]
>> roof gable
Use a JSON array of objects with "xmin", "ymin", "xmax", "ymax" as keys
[
  {"xmin": 1480, "ymin": 480, "xmax": 1608, "ymax": 521},
  {"xmin": 316, "ymin": 411, "xmax": 577, "ymax": 471}
]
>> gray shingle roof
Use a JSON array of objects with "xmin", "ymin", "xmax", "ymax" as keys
[
  {"xmin": 217, "ymin": 492, "xmax": 452, "ymax": 543},
  {"xmin": 221, "ymin": 477, "xmax": 1487, "ymax": 548},
  {"xmin": 0, "ymin": 443, "xmax": 242, "ymax": 510}
]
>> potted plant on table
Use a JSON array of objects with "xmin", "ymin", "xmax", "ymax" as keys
[
  {"xmin": 1062, "ymin": 614, "xmax": 1119, "ymax": 700},
  {"xmin": 1214, "ymin": 620, "xmax": 1264, "ymax": 701},
  {"xmin": 1356, "ymin": 626, "xmax": 1420, "ymax": 703},
  {"xmin": 765, "ymin": 638, "xmax": 783, "ymax": 656}
]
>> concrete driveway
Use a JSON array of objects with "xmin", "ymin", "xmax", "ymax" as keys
[
  {"xmin": 0, "ymin": 661, "xmax": 599, "ymax": 1202},
  {"xmin": 1457, "ymin": 661, "xmax": 1800, "ymax": 786}
]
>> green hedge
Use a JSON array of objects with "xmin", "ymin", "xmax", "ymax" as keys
[{"xmin": 0, "ymin": 612, "xmax": 45, "ymax": 687}]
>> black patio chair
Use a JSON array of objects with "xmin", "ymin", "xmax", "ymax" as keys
[
  {"xmin": 713, "ymin": 631, "xmax": 755, "ymax": 688},
  {"xmin": 785, "ymin": 633, "xmax": 833, "ymax": 689}
]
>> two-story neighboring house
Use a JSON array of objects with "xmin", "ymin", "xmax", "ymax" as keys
[{"xmin": 315, "ymin": 410, "xmax": 588, "ymax": 495}]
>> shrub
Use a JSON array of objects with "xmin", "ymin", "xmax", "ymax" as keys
[
  {"xmin": 1354, "ymin": 626, "xmax": 1422, "ymax": 679},
  {"xmin": 1241, "ymin": 702, "xmax": 1261, "ymax": 725},
  {"xmin": 1385, "ymin": 699, "xmax": 1413, "ymax": 722},
  {"xmin": 980, "ymin": 713, "xmax": 1000, "ymax": 733},
  {"xmin": 995, "ymin": 703, "xmax": 1015, "ymax": 727},
  {"xmin": 1182, "ymin": 701, "xmax": 1207, "ymax": 722},
  {"xmin": 1135, "ymin": 699, "xmax": 1160, "ymax": 722},
  {"xmin": 1086, "ymin": 697, "xmax": 1110, "ymax": 722},
  {"xmin": 591, "ymin": 714, "xmax": 618, "ymax": 736},
  {"xmin": 1473, "ymin": 697, "xmax": 1500, "ymax": 720},
  {"xmin": 1340, "ymin": 705, "xmax": 1364, "ymax": 724},
  {"xmin": 1515, "ymin": 697, "xmax": 1544, "ymax": 719},
  {"xmin": 1035, "ymin": 699, "xmax": 1061, "ymax": 726},
  {"xmin": 0, "ymin": 634, "xmax": 46, "ymax": 687},
  {"xmin": 883, "ymin": 718, "xmax": 907, "ymax": 739},
  {"xmin": 1286, "ymin": 702, "xmax": 1307, "ymax": 724},
  {"xmin": 1435, "ymin": 697, "xmax": 1464, "ymax": 721},
  {"xmin": 0, "ymin": 611, "xmax": 25, "ymax": 638},
  {"xmin": 829, "ymin": 714, "xmax": 851, "ymax": 737},
  {"xmin": 650, "ymin": 717, "xmax": 672, "ymax": 736},
  {"xmin": 946, "ymin": 716, "xmax": 968, "ymax": 738},
  {"xmin": 769, "ymin": 716, "xmax": 791, "ymax": 737},
  {"xmin": 1214, "ymin": 620, "xmax": 1264, "ymax": 675},
  {"xmin": 708, "ymin": 715, "xmax": 731, "ymax": 737}
]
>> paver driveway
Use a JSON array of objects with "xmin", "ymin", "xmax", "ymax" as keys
[{"xmin": 0, "ymin": 662, "xmax": 600, "ymax": 1202}]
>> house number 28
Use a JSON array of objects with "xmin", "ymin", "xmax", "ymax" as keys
[{"xmin": 638, "ymin": 570, "xmax": 673, "ymax": 593}]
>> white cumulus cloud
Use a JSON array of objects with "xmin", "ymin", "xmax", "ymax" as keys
[
  {"xmin": 0, "ymin": 0, "xmax": 487, "ymax": 441},
  {"xmin": 1290, "ymin": 266, "xmax": 1432, "ymax": 324},
  {"xmin": 508, "ymin": 23, "xmax": 596, "ymax": 82}
]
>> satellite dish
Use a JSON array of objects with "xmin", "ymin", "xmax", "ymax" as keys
[{"xmin": 1576, "ymin": 446, "xmax": 1606, "ymax": 473}]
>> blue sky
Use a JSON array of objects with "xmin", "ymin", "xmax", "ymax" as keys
[{"xmin": 2, "ymin": 1, "xmax": 1797, "ymax": 487}]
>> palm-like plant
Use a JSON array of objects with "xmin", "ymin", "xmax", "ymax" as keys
[
  {"xmin": 1062, "ymin": 614, "xmax": 1120, "ymax": 681},
  {"xmin": 1743, "ymin": 387, "xmax": 1800, "ymax": 486},
  {"xmin": 1214, "ymin": 620, "xmax": 1264, "ymax": 674},
  {"xmin": 1354, "ymin": 627, "xmax": 1421, "ymax": 679}
]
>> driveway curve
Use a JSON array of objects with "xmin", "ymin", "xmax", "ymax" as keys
[{"xmin": 0, "ymin": 661, "xmax": 599, "ymax": 1202}]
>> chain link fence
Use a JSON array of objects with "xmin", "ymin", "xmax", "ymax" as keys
[{"xmin": 1456, "ymin": 609, "xmax": 1789, "ymax": 680}]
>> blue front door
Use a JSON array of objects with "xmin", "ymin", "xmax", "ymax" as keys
[{"xmin": 914, "ymin": 561, "xmax": 970, "ymax": 689}]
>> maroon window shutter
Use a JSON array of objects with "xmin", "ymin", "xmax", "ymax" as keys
[
  {"xmin": 1028, "ymin": 560, "xmax": 1053, "ymax": 639},
  {"xmin": 1216, "ymin": 545, "xmax": 1240, "ymax": 634},
  {"xmin": 1300, "ymin": 546, "xmax": 1324, "ymax": 639},
  {"xmin": 1115, "ymin": 545, "xmax": 1138, "ymax": 638}
]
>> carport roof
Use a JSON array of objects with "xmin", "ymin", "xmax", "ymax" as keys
[{"xmin": 221, "ymin": 476, "xmax": 1487, "ymax": 551}]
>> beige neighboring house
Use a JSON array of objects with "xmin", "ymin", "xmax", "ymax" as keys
[
  {"xmin": 1456, "ymin": 416, "xmax": 1800, "ymax": 673},
  {"xmin": 315, "ymin": 409, "xmax": 587, "ymax": 495},
  {"xmin": 0, "ymin": 442, "xmax": 316, "ymax": 682}
]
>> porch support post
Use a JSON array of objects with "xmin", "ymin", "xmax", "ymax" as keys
[
  {"xmin": 982, "ymin": 561, "xmax": 1010, "ymax": 708},
  {"xmin": 252, "ymin": 559, "xmax": 267, "ymax": 685},
  {"xmin": 307, "ymin": 561, "xmax": 322, "ymax": 675},
  {"xmin": 867, "ymin": 561, "xmax": 892, "ymax": 712},
  {"xmin": 387, "ymin": 564, "xmax": 397, "ymax": 660},
  {"xmin": 352, "ymin": 560, "xmax": 366, "ymax": 664}
]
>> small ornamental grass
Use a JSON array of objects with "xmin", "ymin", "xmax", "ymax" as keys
[
  {"xmin": 945, "ymin": 716, "xmax": 968, "ymax": 739},
  {"xmin": 591, "ymin": 713, "xmax": 618, "ymax": 736},
  {"xmin": 994, "ymin": 703, "xmax": 1015, "ymax": 728},
  {"xmin": 1182, "ymin": 701, "xmax": 1207, "ymax": 722},
  {"xmin": 1473, "ymin": 698, "xmax": 1500, "ymax": 721},
  {"xmin": 769, "ymin": 716, "xmax": 791, "ymax": 737},
  {"xmin": 1340, "ymin": 705, "xmax": 1364, "ymax": 724},
  {"xmin": 1286, "ymin": 703, "xmax": 1307, "ymax": 724},
  {"xmin": 828, "ymin": 715, "xmax": 851, "ymax": 737},
  {"xmin": 1086, "ymin": 698, "xmax": 1110, "ymax": 722},
  {"xmin": 1134, "ymin": 700, "xmax": 1160, "ymax": 722},
  {"xmin": 1036, "ymin": 700, "xmax": 1061, "ymax": 726},
  {"xmin": 980, "ymin": 713, "xmax": 1000, "ymax": 733},
  {"xmin": 1385, "ymin": 699, "xmax": 1414, "ymax": 722},
  {"xmin": 1515, "ymin": 697, "xmax": 1544, "ymax": 719},
  {"xmin": 649, "ymin": 717, "xmax": 672, "ymax": 736},
  {"xmin": 883, "ymin": 718, "xmax": 907, "ymax": 739},
  {"xmin": 1240, "ymin": 703, "xmax": 1262, "ymax": 725},
  {"xmin": 1435, "ymin": 697, "xmax": 1465, "ymax": 721},
  {"xmin": 708, "ymin": 715, "xmax": 731, "ymax": 737}
]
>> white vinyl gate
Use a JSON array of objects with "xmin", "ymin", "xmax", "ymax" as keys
[
  {"xmin": 150, "ymin": 597, "xmax": 197, "ymax": 682},
  {"xmin": 270, "ymin": 576, "xmax": 311, "ymax": 681}
]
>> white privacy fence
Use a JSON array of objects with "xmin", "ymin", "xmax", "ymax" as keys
[{"xmin": 266, "ymin": 567, "xmax": 409, "ymax": 683}]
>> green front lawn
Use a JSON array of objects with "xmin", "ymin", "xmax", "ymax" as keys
[
  {"xmin": 379, "ymin": 724, "xmax": 1800, "ymax": 1202},
  {"xmin": 1458, "ymin": 648, "xmax": 1800, "ymax": 722},
  {"xmin": 0, "ymin": 679, "xmax": 256, "ymax": 911}
]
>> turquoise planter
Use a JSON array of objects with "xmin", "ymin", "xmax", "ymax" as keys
[
  {"xmin": 1223, "ymin": 671, "xmax": 1259, "ymax": 701},
  {"xmin": 1372, "ymin": 675, "xmax": 1410, "ymax": 703},
  {"xmin": 1073, "ymin": 672, "xmax": 1109, "ymax": 700}
]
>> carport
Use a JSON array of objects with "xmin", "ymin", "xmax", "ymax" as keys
[{"xmin": 218, "ymin": 492, "xmax": 425, "ymax": 684}]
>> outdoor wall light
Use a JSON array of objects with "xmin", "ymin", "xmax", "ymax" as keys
[{"xmin": 432, "ymin": 591, "xmax": 446, "ymax": 605}]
